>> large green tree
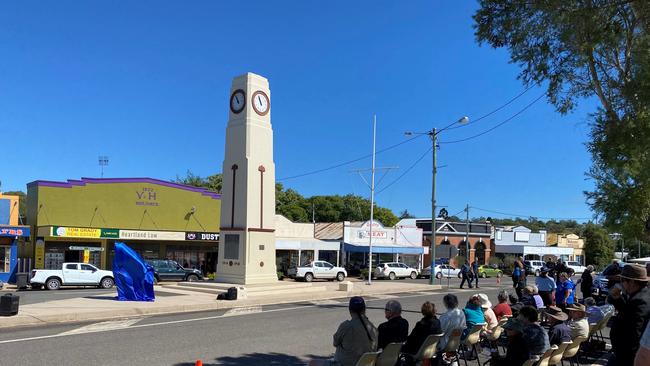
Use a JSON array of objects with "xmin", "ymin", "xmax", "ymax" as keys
[
  {"xmin": 582, "ymin": 222, "xmax": 615, "ymax": 268},
  {"xmin": 474, "ymin": 0, "xmax": 650, "ymax": 240},
  {"xmin": 175, "ymin": 171, "xmax": 222, "ymax": 193}
]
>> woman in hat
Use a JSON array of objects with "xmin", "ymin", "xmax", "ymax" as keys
[{"xmin": 607, "ymin": 264, "xmax": 650, "ymax": 366}]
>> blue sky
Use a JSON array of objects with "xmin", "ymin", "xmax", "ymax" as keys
[{"xmin": 0, "ymin": 1, "xmax": 596, "ymax": 221}]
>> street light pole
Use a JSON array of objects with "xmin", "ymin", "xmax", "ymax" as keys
[{"xmin": 430, "ymin": 129, "xmax": 437, "ymax": 286}]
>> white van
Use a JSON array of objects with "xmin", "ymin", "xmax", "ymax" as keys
[{"xmin": 525, "ymin": 260, "xmax": 545, "ymax": 276}]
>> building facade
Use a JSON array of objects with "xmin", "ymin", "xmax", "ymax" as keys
[
  {"xmin": 26, "ymin": 178, "xmax": 221, "ymax": 274},
  {"xmin": 0, "ymin": 192, "xmax": 30, "ymax": 283},
  {"xmin": 415, "ymin": 218, "xmax": 492, "ymax": 265},
  {"xmin": 553, "ymin": 233, "xmax": 586, "ymax": 264},
  {"xmin": 492, "ymin": 226, "xmax": 572, "ymax": 260}
]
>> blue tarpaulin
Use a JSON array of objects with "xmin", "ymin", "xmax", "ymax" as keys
[{"xmin": 113, "ymin": 242, "xmax": 155, "ymax": 301}]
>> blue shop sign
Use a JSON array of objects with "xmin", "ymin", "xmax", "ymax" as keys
[{"xmin": 0, "ymin": 226, "xmax": 30, "ymax": 237}]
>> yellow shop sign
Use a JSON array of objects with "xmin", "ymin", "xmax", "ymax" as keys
[{"xmin": 53, "ymin": 226, "xmax": 102, "ymax": 238}]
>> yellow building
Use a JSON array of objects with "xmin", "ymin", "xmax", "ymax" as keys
[{"xmin": 554, "ymin": 233, "xmax": 586, "ymax": 265}]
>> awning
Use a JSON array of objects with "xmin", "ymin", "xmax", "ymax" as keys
[
  {"xmin": 275, "ymin": 238, "xmax": 340, "ymax": 251},
  {"xmin": 343, "ymin": 242, "xmax": 424, "ymax": 255}
]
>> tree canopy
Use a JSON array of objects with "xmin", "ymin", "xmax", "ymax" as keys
[{"xmin": 474, "ymin": 1, "xmax": 650, "ymax": 241}]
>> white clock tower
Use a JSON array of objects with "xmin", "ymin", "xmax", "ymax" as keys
[{"xmin": 216, "ymin": 73, "xmax": 278, "ymax": 284}]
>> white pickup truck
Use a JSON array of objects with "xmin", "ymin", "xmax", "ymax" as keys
[
  {"xmin": 287, "ymin": 260, "xmax": 347, "ymax": 282},
  {"xmin": 30, "ymin": 263, "xmax": 115, "ymax": 290}
]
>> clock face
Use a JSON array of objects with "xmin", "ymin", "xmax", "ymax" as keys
[
  {"xmin": 251, "ymin": 90, "xmax": 270, "ymax": 116},
  {"xmin": 230, "ymin": 89, "xmax": 246, "ymax": 114}
]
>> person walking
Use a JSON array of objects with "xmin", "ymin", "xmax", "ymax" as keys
[
  {"xmin": 535, "ymin": 267, "xmax": 556, "ymax": 306},
  {"xmin": 377, "ymin": 300, "xmax": 409, "ymax": 350},
  {"xmin": 513, "ymin": 257, "xmax": 527, "ymax": 299},
  {"xmin": 460, "ymin": 262, "xmax": 472, "ymax": 289},
  {"xmin": 607, "ymin": 264, "xmax": 650, "ymax": 366},
  {"xmin": 472, "ymin": 260, "xmax": 480, "ymax": 288}
]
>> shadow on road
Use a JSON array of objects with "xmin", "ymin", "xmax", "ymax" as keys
[{"xmin": 174, "ymin": 352, "xmax": 308, "ymax": 365}]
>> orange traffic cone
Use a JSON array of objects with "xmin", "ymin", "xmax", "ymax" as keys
[{"xmin": 196, "ymin": 361, "xmax": 203, "ymax": 366}]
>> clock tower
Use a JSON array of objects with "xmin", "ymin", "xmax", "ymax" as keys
[{"xmin": 216, "ymin": 73, "xmax": 278, "ymax": 284}]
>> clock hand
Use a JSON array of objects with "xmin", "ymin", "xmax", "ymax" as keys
[
  {"xmin": 235, "ymin": 96, "xmax": 239, "ymax": 104},
  {"xmin": 258, "ymin": 96, "xmax": 262, "ymax": 105}
]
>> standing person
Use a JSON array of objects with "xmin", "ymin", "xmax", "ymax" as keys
[
  {"xmin": 438, "ymin": 294, "xmax": 467, "ymax": 352},
  {"xmin": 555, "ymin": 259, "xmax": 567, "ymax": 283},
  {"xmin": 555, "ymin": 272, "xmax": 575, "ymax": 310},
  {"xmin": 401, "ymin": 301, "xmax": 442, "ymax": 355},
  {"xmin": 493, "ymin": 290, "xmax": 513, "ymax": 320},
  {"xmin": 545, "ymin": 306, "xmax": 571, "ymax": 346},
  {"xmin": 330, "ymin": 296, "xmax": 378, "ymax": 366},
  {"xmin": 607, "ymin": 264, "xmax": 650, "ymax": 366},
  {"xmin": 634, "ymin": 321, "xmax": 650, "ymax": 366},
  {"xmin": 460, "ymin": 261, "xmax": 472, "ymax": 289},
  {"xmin": 512, "ymin": 257, "xmax": 525, "ymax": 299},
  {"xmin": 472, "ymin": 260, "xmax": 480, "ymax": 288},
  {"xmin": 536, "ymin": 267, "xmax": 557, "ymax": 306},
  {"xmin": 377, "ymin": 300, "xmax": 409, "ymax": 350},
  {"xmin": 578, "ymin": 265, "xmax": 594, "ymax": 301}
]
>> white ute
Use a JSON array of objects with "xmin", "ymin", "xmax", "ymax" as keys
[
  {"xmin": 30, "ymin": 263, "xmax": 115, "ymax": 290},
  {"xmin": 287, "ymin": 260, "xmax": 347, "ymax": 282}
]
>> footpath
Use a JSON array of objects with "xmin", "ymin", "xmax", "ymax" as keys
[{"xmin": 0, "ymin": 279, "xmax": 450, "ymax": 330}]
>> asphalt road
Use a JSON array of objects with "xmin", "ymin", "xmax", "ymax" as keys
[{"xmin": 0, "ymin": 286, "xmax": 511, "ymax": 365}]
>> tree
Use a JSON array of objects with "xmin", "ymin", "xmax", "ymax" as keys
[
  {"xmin": 3, "ymin": 190, "xmax": 26, "ymax": 224},
  {"xmin": 175, "ymin": 171, "xmax": 222, "ymax": 193},
  {"xmin": 399, "ymin": 209, "xmax": 415, "ymax": 219},
  {"xmin": 582, "ymin": 223, "xmax": 615, "ymax": 269},
  {"xmin": 474, "ymin": 1, "xmax": 650, "ymax": 241}
]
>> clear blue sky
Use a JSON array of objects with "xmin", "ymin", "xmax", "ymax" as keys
[{"xmin": 0, "ymin": 1, "xmax": 596, "ymax": 221}]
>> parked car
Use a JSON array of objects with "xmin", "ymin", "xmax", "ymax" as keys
[
  {"xmin": 477, "ymin": 265, "xmax": 503, "ymax": 278},
  {"xmin": 421, "ymin": 264, "xmax": 461, "ymax": 279},
  {"xmin": 565, "ymin": 261, "xmax": 587, "ymax": 274},
  {"xmin": 375, "ymin": 262, "xmax": 419, "ymax": 280},
  {"xmin": 592, "ymin": 262, "xmax": 626, "ymax": 301},
  {"xmin": 30, "ymin": 263, "xmax": 114, "ymax": 290},
  {"xmin": 145, "ymin": 259, "xmax": 203, "ymax": 282},
  {"xmin": 524, "ymin": 260, "xmax": 545, "ymax": 276},
  {"xmin": 287, "ymin": 261, "xmax": 347, "ymax": 282}
]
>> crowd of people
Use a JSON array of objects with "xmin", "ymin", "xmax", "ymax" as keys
[{"xmin": 309, "ymin": 261, "xmax": 650, "ymax": 366}]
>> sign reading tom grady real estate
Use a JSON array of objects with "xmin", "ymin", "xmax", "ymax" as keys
[
  {"xmin": 53, "ymin": 226, "xmax": 119, "ymax": 239},
  {"xmin": 119, "ymin": 230, "xmax": 185, "ymax": 241}
]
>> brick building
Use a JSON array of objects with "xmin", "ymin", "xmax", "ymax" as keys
[{"xmin": 414, "ymin": 218, "xmax": 492, "ymax": 265}]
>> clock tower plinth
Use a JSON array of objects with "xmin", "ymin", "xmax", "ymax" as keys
[{"xmin": 216, "ymin": 73, "xmax": 278, "ymax": 285}]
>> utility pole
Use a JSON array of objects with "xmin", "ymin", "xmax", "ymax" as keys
[
  {"xmin": 465, "ymin": 203, "xmax": 470, "ymax": 264},
  {"xmin": 430, "ymin": 129, "xmax": 437, "ymax": 285}
]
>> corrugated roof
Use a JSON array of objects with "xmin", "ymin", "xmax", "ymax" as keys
[{"xmin": 315, "ymin": 222, "xmax": 344, "ymax": 240}]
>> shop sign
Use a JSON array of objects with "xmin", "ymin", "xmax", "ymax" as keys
[
  {"xmin": 357, "ymin": 230, "xmax": 388, "ymax": 239},
  {"xmin": 69, "ymin": 246, "xmax": 104, "ymax": 252},
  {"xmin": 0, "ymin": 226, "xmax": 30, "ymax": 237},
  {"xmin": 35, "ymin": 238, "xmax": 45, "ymax": 269},
  {"xmin": 100, "ymin": 229, "xmax": 120, "ymax": 238},
  {"xmin": 54, "ymin": 226, "xmax": 102, "ymax": 238},
  {"xmin": 135, "ymin": 187, "xmax": 159, "ymax": 207},
  {"xmin": 185, "ymin": 232, "xmax": 220, "ymax": 241},
  {"xmin": 119, "ymin": 230, "xmax": 186, "ymax": 241}
]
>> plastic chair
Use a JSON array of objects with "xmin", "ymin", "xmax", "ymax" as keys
[
  {"xmin": 533, "ymin": 345, "xmax": 558, "ymax": 366},
  {"xmin": 546, "ymin": 341, "xmax": 571, "ymax": 366},
  {"xmin": 462, "ymin": 324, "xmax": 485, "ymax": 366},
  {"xmin": 376, "ymin": 342, "xmax": 403, "ymax": 366},
  {"xmin": 413, "ymin": 334, "xmax": 443, "ymax": 366},
  {"xmin": 441, "ymin": 328, "xmax": 463, "ymax": 366},
  {"xmin": 355, "ymin": 351, "xmax": 380, "ymax": 366},
  {"xmin": 561, "ymin": 336, "xmax": 588, "ymax": 366}
]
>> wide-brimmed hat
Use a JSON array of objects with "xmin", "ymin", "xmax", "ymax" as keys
[
  {"xmin": 503, "ymin": 318, "xmax": 524, "ymax": 332},
  {"xmin": 619, "ymin": 264, "xmax": 650, "ymax": 282},
  {"xmin": 477, "ymin": 293, "xmax": 492, "ymax": 309},
  {"xmin": 567, "ymin": 303, "xmax": 589, "ymax": 315},
  {"xmin": 545, "ymin": 305, "xmax": 568, "ymax": 321}
]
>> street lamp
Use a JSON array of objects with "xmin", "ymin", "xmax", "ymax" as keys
[{"xmin": 406, "ymin": 116, "xmax": 469, "ymax": 285}]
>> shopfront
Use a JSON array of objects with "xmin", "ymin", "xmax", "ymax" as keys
[
  {"xmin": 0, "ymin": 226, "xmax": 30, "ymax": 283},
  {"xmin": 27, "ymin": 178, "xmax": 221, "ymax": 274}
]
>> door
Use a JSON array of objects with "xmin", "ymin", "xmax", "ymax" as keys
[
  {"xmin": 62, "ymin": 263, "xmax": 80, "ymax": 283},
  {"xmin": 156, "ymin": 260, "xmax": 172, "ymax": 281},
  {"xmin": 321, "ymin": 262, "xmax": 336, "ymax": 278},
  {"xmin": 169, "ymin": 260, "xmax": 186, "ymax": 280},
  {"xmin": 79, "ymin": 264, "xmax": 99, "ymax": 284}
]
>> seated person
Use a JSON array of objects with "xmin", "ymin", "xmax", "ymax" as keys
[
  {"xmin": 402, "ymin": 301, "xmax": 442, "ymax": 355},
  {"xmin": 488, "ymin": 318, "xmax": 530, "ymax": 366},
  {"xmin": 462, "ymin": 294, "xmax": 486, "ymax": 339},
  {"xmin": 493, "ymin": 290, "xmax": 513, "ymax": 320},
  {"xmin": 584, "ymin": 297, "xmax": 604, "ymax": 324},
  {"xmin": 518, "ymin": 306, "xmax": 550, "ymax": 358},
  {"xmin": 377, "ymin": 300, "xmax": 409, "ymax": 350},
  {"xmin": 545, "ymin": 306, "xmax": 571, "ymax": 346},
  {"xmin": 438, "ymin": 294, "xmax": 466, "ymax": 352},
  {"xmin": 521, "ymin": 286, "xmax": 537, "ymax": 308},
  {"xmin": 530, "ymin": 285, "xmax": 545, "ymax": 309},
  {"xmin": 478, "ymin": 293, "xmax": 498, "ymax": 333},
  {"xmin": 566, "ymin": 303, "xmax": 590, "ymax": 339},
  {"xmin": 508, "ymin": 293, "xmax": 524, "ymax": 318}
]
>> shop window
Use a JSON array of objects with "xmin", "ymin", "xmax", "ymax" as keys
[
  {"xmin": 300, "ymin": 250, "xmax": 314, "ymax": 266},
  {"xmin": 0, "ymin": 246, "xmax": 9, "ymax": 273}
]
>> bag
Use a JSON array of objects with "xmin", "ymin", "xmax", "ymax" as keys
[{"xmin": 513, "ymin": 267, "xmax": 521, "ymax": 278}]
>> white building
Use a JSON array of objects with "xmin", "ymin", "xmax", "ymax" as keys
[
  {"xmin": 275, "ymin": 215, "xmax": 340, "ymax": 274},
  {"xmin": 492, "ymin": 226, "xmax": 572, "ymax": 260}
]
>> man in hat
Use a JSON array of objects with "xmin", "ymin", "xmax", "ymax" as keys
[
  {"xmin": 566, "ymin": 303, "xmax": 590, "ymax": 339},
  {"xmin": 607, "ymin": 264, "xmax": 650, "ymax": 366},
  {"xmin": 330, "ymin": 296, "xmax": 378, "ymax": 366},
  {"xmin": 546, "ymin": 306, "xmax": 571, "ymax": 346}
]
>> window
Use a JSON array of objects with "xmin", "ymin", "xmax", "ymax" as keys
[
  {"xmin": 514, "ymin": 232, "xmax": 530, "ymax": 242},
  {"xmin": 65, "ymin": 264, "xmax": 77, "ymax": 270},
  {"xmin": 80, "ymin": 264, "xmax": 95, "ymax": 271},
  {"xmin": 314, "ymin": 262, "xmax": 323, "ymax": 267},
  {"xmin": 496, "ymin": 231, "xmax": 502, "ymax": 241},
  {"xmin": 224, "ymin": 234, "xmax": 240, "ymax": 260},
  {"xmin": 540, "ymin": 233, "xmax": 546, "ymax": 242}
]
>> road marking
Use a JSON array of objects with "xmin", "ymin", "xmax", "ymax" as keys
[
  {"xmin": 223, "ymin": 306, "xmax": 262, "ymax": 317},
  {"xmin": 59, "ymin": 319, "xmax": 142, "ymax": 336},
  {"xmin": 370, "ymin": 294, "xmax": 398, "ymax": 300},
  {"xmin": 310, "ymin": 299, "xmax": 341, "ymax": 306}
]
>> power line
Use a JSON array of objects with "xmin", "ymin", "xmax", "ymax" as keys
[
  {"xmin": 377, "ymin": 146, "xmax": 432, "ymax": 194},
  {"xmin": 439, "ymin": 92, "xmax": 546, "ymax": 144},
  {"xmin": 278, "ymin": 134, "xmax": 424, "ymax": 181},
  {"xmin": 470, "ymin": 206, "xmax": 592, "ymax": 221}
]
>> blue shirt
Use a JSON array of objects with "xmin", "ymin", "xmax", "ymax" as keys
[
  {"xmin": 462, "ymin": 303, "xmax": 485, "ymax": 339},
  {"xmin": 535, "ymin": 276, "xmax": 557, "ymax": 292},
  {"xmin": 556, "ymin": 279, "xmax": 575, "ymax": 305}
]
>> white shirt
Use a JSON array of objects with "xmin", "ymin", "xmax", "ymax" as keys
[{"xmin": 438, "ymin": 308, "xmax": 466, "ymax": 350}]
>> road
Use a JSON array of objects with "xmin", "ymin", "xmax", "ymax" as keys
[{"xmin": 0, "ymin": 285, "xmax": 509, "ymax": 365}]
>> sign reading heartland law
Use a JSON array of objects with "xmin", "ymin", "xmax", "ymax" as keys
[
  {"xmin": 186, "ymin": 232, "xmax": 219, "ymax": 241},
  {"xmin": 119, "ymin": 230, "xmax": 185, "ymax": 241}
]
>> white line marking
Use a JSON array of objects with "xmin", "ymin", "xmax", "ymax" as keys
[
  {"xmin": 59, "ymin": 319, "xmax": 142, "ymax": 336},
  {"xmin": 223, "ymin": 306, "xmax": 262, "ymax": 317},
  {"xmin": 371, "ymin": 294, "xmax": 398, "ymax": 299},
  {"xmin": 311, "ymin": 299, "xmax": 341, "ymax": 305},
  {"xmin": 0, "ymin": 291, "xmax": 460, "ymax": 344}
]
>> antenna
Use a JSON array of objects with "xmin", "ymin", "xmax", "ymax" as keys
[{"xmin": 98, "ymin": 155, "xmax": 109, "ymax": 178}]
